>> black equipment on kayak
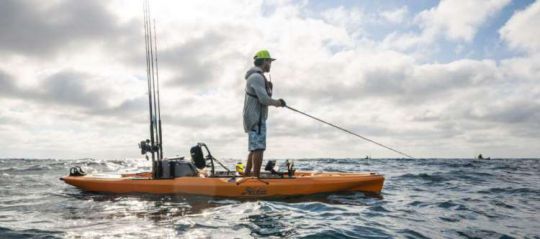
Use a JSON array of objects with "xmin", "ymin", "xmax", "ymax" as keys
[
  {"xmin": 139, "ymin": 139, "xmax": 159, "ymax": 155},
  {"xmin": 190, "ymin": 143, "xmax": 231, "ymax": 176},
  {"xmin": 286, "ymin": 160, "xmax": 296, "ymax": 177},
  {"xmin": 191, "ymin": 145, "xmax": 206, "ymax": 169},
  {"xmin": 157, "ymin": 158, "xmax": 197, "ymax": 179},
  {"xmin": 69, "ymin": 166, "xmax": 86, "ymax": 177},
  {"xmin": 265, "ymin": 160, "xmax": 284, "ymax": 177},
  {"xmin": 265, "ymin": 160, "xmax": 295, "ymax": 178}
]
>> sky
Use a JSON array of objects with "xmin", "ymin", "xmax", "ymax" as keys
[{"xmin": 0, "ymin": 0, "xmax": 539, "ymax": 160}]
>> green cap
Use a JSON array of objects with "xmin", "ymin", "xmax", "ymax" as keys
[{"xmin": 254, "ymin": 50, "xmax": 276, "ymax": 61}]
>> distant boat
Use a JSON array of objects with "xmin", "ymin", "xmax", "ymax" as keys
[{"xmin": 477, "ymin": 154, "xmax": 491, "ymax": 160}]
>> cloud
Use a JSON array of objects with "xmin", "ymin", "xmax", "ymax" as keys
[
  {"xmin": 321, "ymin": 6, "xmax": 364, "ymax": 32},
  {"xmin": 0, "ymin": 0, "xmax": 137, "ymax": 58},
  {"xmin": 380, "ymin": 6, "xmax": 409, "ymax": 24},
  {"xmin": 382, "ymin": 0, "xmax": 510, "ymax": 51},
  {"xmin": 452, "ymin": 96, "xmax": 540, "ymax": 139},
  {"xmin": 0, "ymin": 70, "xmax": 17, "ymax": 96},
  {"xmin": 0, "ymin": 69, "xmax": 113, "ymax": 112},
  {"xmin": 280, "ymin": 52, "xmax": 501, "ymax": 106},
  {"xmin": 416, "ymin": 0, "xmax": 510, "ymax": 42},
  {"xmin": 470, "ymin": 100, "xmax": 540, "ymax": 125},
  {"xmin": 92, "ymin": 97, "xmax": 147, "ymax": 117},
  {"xmin": 40, "ymin": 71, "xmax": 110, "ymax": 109},
  {"xmin": 160, "ymin": 31, "xmax": 231, "ymax": 87},
  {"xmin": 499, "ymin": 1, "xmax": 540, "ymax": 53},
  {"xmin": 500, "ymin": 54, "xmax": 540, "ymax": 82},
  {"xmin": 405, "ymin": 59, "xmax": 500, "ymax": 96}
]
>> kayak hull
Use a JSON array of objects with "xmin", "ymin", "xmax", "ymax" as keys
[{"xmin": 61, "ymin": 171, "xmax": 384, "ymax": 198}]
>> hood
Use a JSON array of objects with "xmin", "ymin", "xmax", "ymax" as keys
[{"xmin": 245, "ymin": 66, "xmax": 263, "ymax": 80}]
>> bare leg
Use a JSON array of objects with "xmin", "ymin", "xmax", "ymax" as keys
[
  {"xmin": 252, "ymin": 150, "xmax": 264, "ymax": 178},
  {"xmin": 245, "ymin": 152, "xmax": 253, "ymax": 176}
]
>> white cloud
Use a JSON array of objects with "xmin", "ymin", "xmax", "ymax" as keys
[
  {"xmin": 321, "ymin": 6, "xmax": 363, "ymax": 31},
  {"xmin": 416, "ymin": 0, "xmax": 510, "ymax": 42},
  {"xmin": 382, "ymin": 0, "xmax": 510, "ymax": 52},
  {"xmin": 380, "ymin": 6, "xmax": 408, "ymax": 24},
  {"xmin": 499, "ymin": 1, "xmax": 540, "ymax": 53}
]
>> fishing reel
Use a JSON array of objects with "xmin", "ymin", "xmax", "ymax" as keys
[{"xmin": 139, "ymin": 139, "xmax": 159, "ymax": 155}]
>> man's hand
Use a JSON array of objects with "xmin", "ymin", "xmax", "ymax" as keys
[{"xmin": 278, "ymin": 98, "xmax": 286, "ymax": 107}]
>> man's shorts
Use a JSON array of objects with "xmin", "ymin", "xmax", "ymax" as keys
[{"xmin": 248, "ymin": 121, "xmax": 266, "ymax": 152}]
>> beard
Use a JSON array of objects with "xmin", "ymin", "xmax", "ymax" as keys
[{"xmin": 263, "ymin": 63, "xmax": 271, "ymax": 72}]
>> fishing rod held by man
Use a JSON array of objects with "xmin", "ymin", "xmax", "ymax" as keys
[{"xmin": 285, "ymin": 105, "xmax": 414, "ymax": 159}]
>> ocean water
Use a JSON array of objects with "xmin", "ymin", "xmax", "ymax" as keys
[{"xmin": 0, "ymin": 157, "xmax": 538, "ymax": 238}]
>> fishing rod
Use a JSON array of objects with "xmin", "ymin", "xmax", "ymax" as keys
[
  {"xmin": 147, "ymin": 1, "xmax": 157, "ymax": 160},
  {"xmin": 143, "ymin": 0, "xmax": 156, "ymax": 165},
  {"xmin": 147, "ymin": 3, "xmax": 160, "ymax": 161},
  {"xmin": 285, "ymin": 106, "xmax": 414, "ymax": 159},
  {"xmin": 140, "ymin": 0, "xmax": 164, "ymax": 178},
  {"xmin": 153, "ymin": 19, "xmax": 163, "ymax": 159}
]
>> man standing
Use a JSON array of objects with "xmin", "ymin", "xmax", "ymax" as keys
[{"xmin": 243, "ymin": 50, "xmax": 286, "ymax": 177}]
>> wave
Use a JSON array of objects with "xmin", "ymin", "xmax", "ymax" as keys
[
  {"xmin": 477, "ymin": 187, "xmax": 540, "ymax": 195},
  {"xmin": 396, "ymin": 172, "xmax": 449, "ymax": 183},
  {"xmin": 0, "ymin": 226, "xmax": 63, "ymax": 239},
  {"xmin": 0, "ymin": 164, "xmax": 52, "ymax": 173}
]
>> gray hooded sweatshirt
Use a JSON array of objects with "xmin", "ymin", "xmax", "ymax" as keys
[{"xmin": 243, "ymin": 66, "xmax": 281, "ymax": 133}]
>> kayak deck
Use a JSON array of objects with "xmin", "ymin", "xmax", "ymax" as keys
[{"xmin": 61, "ymin": 171, "xmax": 384, "ymax": 198}]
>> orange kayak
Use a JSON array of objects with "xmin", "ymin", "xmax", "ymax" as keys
[{"xmin": 61, "ymin": 171, "xmax": 384, "ymax": 198}]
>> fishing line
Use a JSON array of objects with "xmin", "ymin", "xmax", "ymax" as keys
[{"xmin": 285, "ymin": 106, "xmax": 414, "ymax": 159}]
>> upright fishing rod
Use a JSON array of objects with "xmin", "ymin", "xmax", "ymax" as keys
[
  {"xmin": 285, "ymin": 106, "xmax": 414, "ymax": 159},
  {"xmin": 140, "ymin": 0, "xmax": 164, "ymax": 178},
  {"xmin": 148, "ymin": 1, "xmax": 163, "ymax": 161},
  {"xmin": 143, "ymin": 0, "xmax": 155, "ymax": 165},
  {"xmin": 147, "ymin": 4, "xmax": 160, "ymax": 161},
  {"xmin": 153, "ymin": 19, "xmax": 163, "ymax": 159}
]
